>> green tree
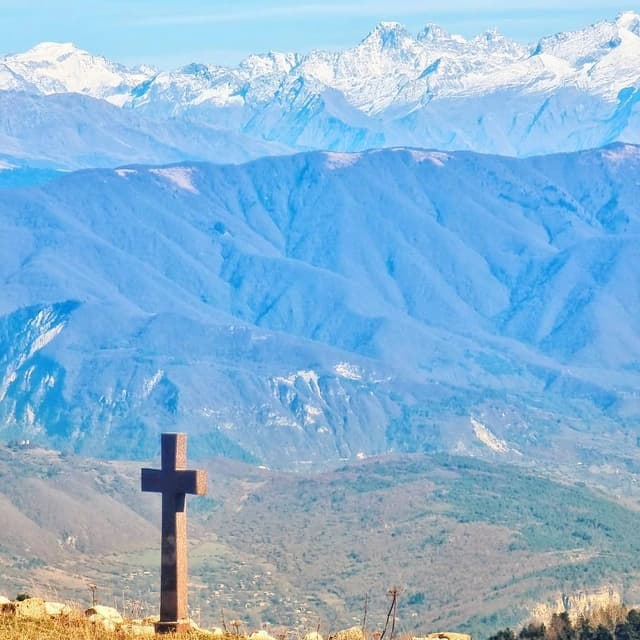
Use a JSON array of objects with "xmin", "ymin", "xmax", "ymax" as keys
[
  {"xmin": 550, "ymin": 612, "xmax": 576, "ymax": 640},
  {"xmin": 489, "ymin": 629, "xmax": 517, "ymax": 640},
  {"xmin": 615, "ymin": 623, "xmax": 632, "ymax": 640},
  {"xmin": 520, "ymin": 623, "xmax": 546, "ymax": 640},
  {"xmin": 595, "ymin": 626, "xmax": 614, "ymax": 640},
  {"xmin": 578, "ymin": 616, "xmax": 595, "ymax": 640},
  {"xmin": 626, "ymin": 611, "xmax": 640, "ymax": 640}
]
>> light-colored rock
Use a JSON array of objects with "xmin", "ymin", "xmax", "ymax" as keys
[
  {"xmin": 88, "ymin": 613, "xmax": 117, "ymax": 632},
  {"xmin": 15, "ymin": 597, "xmax": 46, "ymax": 620},
  {"xmin": 85, "ymin": 604, "xmax": 124, "ymax": 624},
  {"xmin": 189, "ymin": 619, "xmax": 214, "ymax": 635},
  {"xmin": 0, "ymin": 596, "xmax": 11, "ymax": 605},
  {"xmin": 414, "ymin": 634, "xmax": 472, "ymax": 640},
  {"xmin": 532, "ymin": 586, "xmax": 623, "ymax": 625},
  {"xmin": 330, "ymin": 627, "xmax": 364, "ymax": 640},
  {"xmin": 121, "ymin": 621, "xmax": 156, "ymax": 636},
  {"xmin": 86, "ymin": 604, "xmax": 123, "ymax": 632},
  {"xmin": 251, "ymin": 631, "xmax": 278, "ymax": 640},
  {"xmin": 44, "ymin": 601, "xmax": 72, "ymax": 617},
  {"xmin": 142, "ymin": 614, "xmax": 160, "ymax": 624},
  {"xmin": 305, "ymin": 633, "xmax": 324, "ymax": 640}
]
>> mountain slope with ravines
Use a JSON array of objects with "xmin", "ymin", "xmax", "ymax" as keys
[
  {"xmin": 0, "ymin": 12, "xmax": 639, "ymax": 168},
  {"xmin": 0, "ymin": 144, "xmax": 639, "ymax": 467}
]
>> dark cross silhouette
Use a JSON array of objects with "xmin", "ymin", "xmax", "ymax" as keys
[{"xmin": 142, "ymin": 432, "xmax": 207, "ymax": 634}]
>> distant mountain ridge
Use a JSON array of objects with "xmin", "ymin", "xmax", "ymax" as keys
[
  {"xmin": 1, "ymin": 144, "xmax": 639, "ymax": 466},
  {"xmin": 6, "ymin": 13, "xmax": 639, "ymax": 105},
  {"xmin": 0, "ymin": 12, "xmax": 639, "ymax": 168}
]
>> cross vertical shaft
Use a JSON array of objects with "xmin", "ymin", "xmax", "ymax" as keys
[
  {"xmin": 142, "ymin": 432, "xmax": 207, "ymax": 634},
  {"xmin": 160, "ymin": 489, "xmax": 188, "ymax": 623}
]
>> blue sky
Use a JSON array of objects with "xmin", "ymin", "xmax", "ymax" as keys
[{"xmin": 1, "ymin": 1, "xmax": 637, "ymax": 67}]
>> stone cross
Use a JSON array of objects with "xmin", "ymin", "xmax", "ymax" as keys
[{"xmin": 141, "ymin": 432, "xmax": 207, "ymax": 634}]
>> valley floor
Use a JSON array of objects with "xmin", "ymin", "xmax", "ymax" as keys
[{"xmin": 2, "ymin": 446, "xmax": 640, "ymax": 637}]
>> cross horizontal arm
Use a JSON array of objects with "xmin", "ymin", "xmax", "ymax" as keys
[
  {"xmin": 141, "ymin": 468, "xmax": 164, "ymax": 493},
  {"xmin": 182, "ymin": 469, "xmax": 207, "ymax": 495},
  {"xmin": 142, "ymin": 468, "xmax": 207, "ymax": 495}
]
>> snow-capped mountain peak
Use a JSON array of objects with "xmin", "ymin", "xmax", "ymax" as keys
[
  {"xmin": 355, "ymin": 21, "xmax": 424, "ymax": 63},
  {"xmin": 3, "ymin": 41, "xmax": 155, "ymax": 103},
  {"xmin": 363, "ymin": 21, "xmax": 411, "ymax": 46},
  {"xmin": 474, "ymin": 27, "xmax": 504, "ymax": 46},
  {"xmin": 240, "ymin": 51, "xmax": 301, "ymax": 78},
  {"xmin": 16, "ymin": 41, "xmax": 79, "ymax": 62},
  {"xmin": 533, "ymin": 11, "xmax": 640, "ymax": 66},
  {"xmin": 417, "ymin": 23, "xmax": 456, "ymax": 43},
  {"xmin": 0, "ymin": 62, "xmax": 34, "ymax": 92},
  {"xmin": 470, "ymin": 28, "xmax": 526, "ymax": 57},
  {"xmin": 617, "ymin": 10, "xmax": 640, "ymax": 34},
  {"xmin": 179, "ymin": 62, "xmax": 211, "ymax": 77}
]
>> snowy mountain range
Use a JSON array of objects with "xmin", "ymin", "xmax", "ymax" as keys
[
  {"xmin": 1, "ymin": 11, "xmax": 639, "ymax": 168},
  {"xmin": 1, "ymin": 144, "xmax": 639, "ymax": 466}
]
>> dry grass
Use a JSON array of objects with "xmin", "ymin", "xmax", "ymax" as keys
[{"xmin": 0, "ymin": 614, "xmax": 220, "ymax": 639}]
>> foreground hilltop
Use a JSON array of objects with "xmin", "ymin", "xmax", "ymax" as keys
[
  {"xmin": 0, "ymin": 13, "xmax": 639, "ymax": 167},
  {"xmin": 1, "ymin": 144, "xmax": 639, "ymax": 465},
  {"xmin": 1, "ymin": 445, "xmax": 640, "ymax": 635}
]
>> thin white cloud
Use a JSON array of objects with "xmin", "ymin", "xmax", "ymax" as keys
[
  {"xmin": 128, "ymin": 1, "xmax": 631, "ymax": 27},
  {"xmin": 129, "ymin": 3, "xmax": 418, "ymax": 26}
]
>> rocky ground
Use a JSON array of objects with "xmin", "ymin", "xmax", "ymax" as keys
[{"xmin": 0, "ymin": 593, "xmax": 472, "ymax": 640}]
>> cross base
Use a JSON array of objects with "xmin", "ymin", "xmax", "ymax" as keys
[{"xmin": 155, "ymin": 620, "xmax": 193, "ymax": 634}]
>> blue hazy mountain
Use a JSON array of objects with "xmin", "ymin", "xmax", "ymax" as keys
[{"xmin": 0, "ymin": 144, "xmax": 638, "ymax": 467}]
